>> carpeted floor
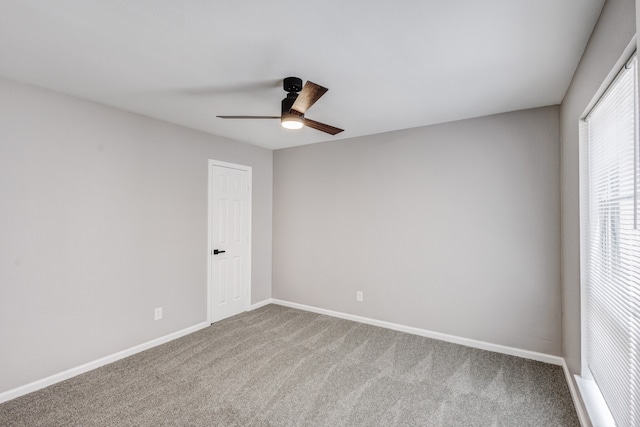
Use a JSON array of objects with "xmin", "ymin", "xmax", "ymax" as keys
[{"xmin": 0, "ymin": 304, "xmax": 579, "ymax": 426}]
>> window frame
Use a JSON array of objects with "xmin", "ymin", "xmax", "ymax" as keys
[{"xmin": 578, "ymin": 50, "xmax": 639, "ymax": 427}]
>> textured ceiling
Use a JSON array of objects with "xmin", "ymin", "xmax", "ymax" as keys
[{"xmin": 0, "ymin": 0, "xmax": 604, "ymax": 150}]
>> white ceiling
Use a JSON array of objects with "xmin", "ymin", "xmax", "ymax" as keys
[{"xmin": 0, "ymin": 0, "xmax": 604, "ymax": 150}]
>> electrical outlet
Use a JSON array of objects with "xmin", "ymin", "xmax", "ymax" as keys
[
  {"xmin": 356, "ymin": 291, "xmax": 363, "ymax": 302},
  {"xmin": 154, "ymin": 307, "xmax": 163, "ymax": 320}
]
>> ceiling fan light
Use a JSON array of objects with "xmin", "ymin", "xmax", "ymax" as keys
[{"xmin": 281, "ymin": 115, "xmax": 303, "ymax": 130}]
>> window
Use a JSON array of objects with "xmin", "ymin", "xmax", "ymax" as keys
[{"xmin": 580, "ymin": 54, "xmax": 640, "ymax": 427}]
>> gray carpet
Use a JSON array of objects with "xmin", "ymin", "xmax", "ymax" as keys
[{"xmin": 0, "ymin": 304, "xmax": 578, "ymax": 426}]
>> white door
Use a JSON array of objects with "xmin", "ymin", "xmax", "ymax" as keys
[{"xmin": 209, "ymin": 161, "xmax": 251, "ymax": 323}]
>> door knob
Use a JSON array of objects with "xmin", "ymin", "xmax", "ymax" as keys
[{"xmin": 213, "ymin": 249, "xmax": 226, "ymax": 255}]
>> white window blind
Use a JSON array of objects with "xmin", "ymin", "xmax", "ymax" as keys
[{"xmin": 583, "ymin": 55, "xmax": 640, "ymax": 427}]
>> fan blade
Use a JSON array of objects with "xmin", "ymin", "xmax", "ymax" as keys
[
  {"xmin": 290, "ymin": 81, "xmax": 328, "ymax": 114},
  {"xmin": 217, "ymin": 116, "xmax": 280, "ymax": 119},
  {"xmin": 303, "ymin": 118, "xmax": 344, "ymax": 135}
]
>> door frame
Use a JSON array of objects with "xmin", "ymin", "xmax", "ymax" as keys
[{"xmin": 207, "ymin": 159, "xmax": 252, "ymax": 324}]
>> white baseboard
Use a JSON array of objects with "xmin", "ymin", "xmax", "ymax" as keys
[
  {"xmin": 0, "ymin": 300, "xmax": 568, "ymax": 407},
  {"xmin": 0, "ymin": 321, "xmax": 209, "ymax": 405},
  {"xmin": 561, "ymin": 361, "xmax": 591, "ymax": 427},
  {"xmin": 270, "ymin": 298, "xmax": 564, "ymax": 366},
  {"xmin": 249, "ymin": 298, "xmax": 274, "ymax": 311}
]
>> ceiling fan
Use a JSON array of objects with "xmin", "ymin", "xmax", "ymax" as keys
[{"xmin": 217, "ymin": 77, "xmax": 344, "ymax": 135}]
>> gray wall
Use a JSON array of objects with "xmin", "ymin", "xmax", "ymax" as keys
[
  {"xmin": 0, "ymin": 77, "xmax": 272, "ymax": 394},
  {"xmin": 273, "ymin": 106, "xmax": 562, "ymax": 355},
  {"xmin": 559, "ymin": 0, "xmax": 635, "ymax": 378}
]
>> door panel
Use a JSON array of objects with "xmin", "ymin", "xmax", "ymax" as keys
[{"xmin": 210, "ymin": 163, "xmax": 251, "ymax": 322}]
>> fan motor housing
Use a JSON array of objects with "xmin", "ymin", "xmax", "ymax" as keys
[{"xmin": 283, "ymin": 77, "xmax": 303, "ymax": 93}]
